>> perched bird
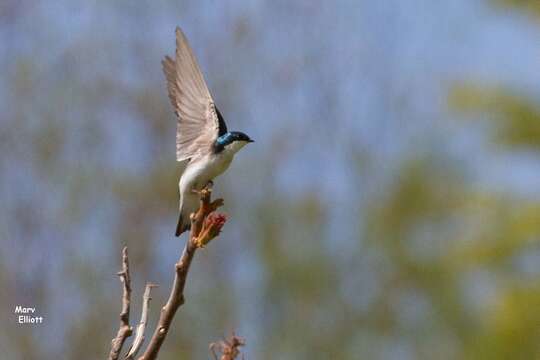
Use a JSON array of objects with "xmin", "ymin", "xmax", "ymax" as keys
[{"xmin": 162, "ymin": 27, "xmax": 253, "ymax": 236}]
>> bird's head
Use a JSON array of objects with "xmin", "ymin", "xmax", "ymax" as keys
[{"xmin": 215, "ymin": 131, "xmax": 254, "ymax": 154}]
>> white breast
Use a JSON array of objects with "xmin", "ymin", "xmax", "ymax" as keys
[
  {"xmin": 179, "ymin": 153, "xmax": 232, "ymax": 192},
  {"xmin": 179, "ymin": 140, "xmax": 248, "ymax": 193}
]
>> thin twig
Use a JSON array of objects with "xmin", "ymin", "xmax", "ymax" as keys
[
  {"xmin": 125, "ymin": 283, "xmax": 158, "ymax": 359},
  {"xmin": 210, "ymin": 334, "xmax": 246, "ymax": 360},
  {"xmin": 138, "ymin": 188, "xmax": 224, "ymax": 360},
  {"xmin": 108, "ymin": 247, "xmax": 133, "ymax": 360}
]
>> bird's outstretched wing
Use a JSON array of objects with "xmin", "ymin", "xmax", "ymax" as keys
[{"xmin": 162, "ymin": 27, "xmax": 227, "ymax": 161}]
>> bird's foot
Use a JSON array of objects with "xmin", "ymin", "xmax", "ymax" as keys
[{"xmin": 191, "ymin": 181, "xmax": 214, "ymax": 195}]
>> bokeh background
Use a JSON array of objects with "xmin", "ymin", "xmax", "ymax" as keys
[{"xmin": 1, "ymin": 1, "xmax": 540, "ymax": 359}]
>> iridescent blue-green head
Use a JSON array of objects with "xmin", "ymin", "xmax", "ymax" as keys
[{"xmin": 214, "ymin": 131, "xmax": 254, "ymax": 153}]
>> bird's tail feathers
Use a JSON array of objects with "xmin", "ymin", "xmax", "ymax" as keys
[{"xmin": 175, "ymin": 213, "xmax": 191, "ymax": 237}]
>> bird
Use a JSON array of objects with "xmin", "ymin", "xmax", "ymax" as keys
[{"xmin": 162, "ymin": 27, "xmax": 253, "ymax": 237}]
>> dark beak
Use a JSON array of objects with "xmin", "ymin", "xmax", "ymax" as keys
[{"xmin": 248, "ymin": 138, "xmax": 254, "ymax": 143}]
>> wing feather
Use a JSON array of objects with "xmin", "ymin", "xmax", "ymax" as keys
[{"xmin": 162, "ymin": 27, "xmax": 221, "ymax": 161}]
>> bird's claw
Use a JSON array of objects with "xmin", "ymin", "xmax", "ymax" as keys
[{"xmin": 191, "ymin": 181, "xmax": 214, "ymax": 195}]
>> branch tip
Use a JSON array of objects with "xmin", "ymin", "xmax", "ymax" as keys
[
  {"xmin": 124, "ymin": 282, "xmax": 158, "ymax": 360},
  {"xmin": 108, "ymin": 246, "xmax": 133, "ymax": 360},
  {"xmin": 210, "ymin": 333, "xmax": 246, "ymax": 360}
]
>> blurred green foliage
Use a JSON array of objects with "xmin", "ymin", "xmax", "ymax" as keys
[
  {"xmin": 494, "ymin": 0, "xmax": 540, "ymax": 19},
  {"xmin": 450, "ymin": 84, "xmax": 540, "ymax": 149}
]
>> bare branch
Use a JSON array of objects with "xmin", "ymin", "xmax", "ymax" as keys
[
  {"xmin": 108, "ymin": 247, "xmax": 133, "ymax": 360},
  {"xmin": 138, "ymin": 188, "xmax": 225, "ymax": 360},
  {"xmin": 125, "ymin": 283, "xmax": 158, "ymax": 360},
  {"xmin": 209, "ymin": 334, "xmax": 246, "ymax": 360}
]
